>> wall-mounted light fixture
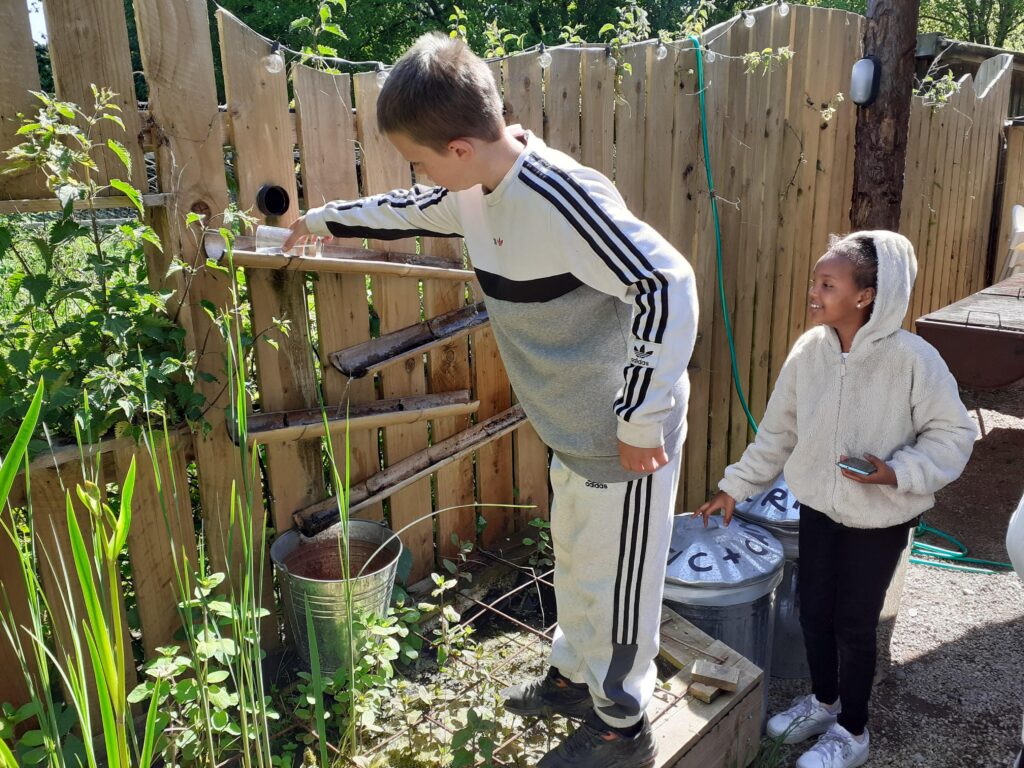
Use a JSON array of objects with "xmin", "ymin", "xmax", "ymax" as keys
[{"xmin": 850, "ymin": 55, "xmax": 882, "ymax": 106}]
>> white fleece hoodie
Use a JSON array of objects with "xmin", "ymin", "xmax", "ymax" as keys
[{"xmin": 719, "ymin": 231, "xmax": 978, "ymax": 529}]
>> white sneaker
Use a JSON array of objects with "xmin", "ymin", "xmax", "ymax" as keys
[
  {"xmin": 796, "ymin": 723, "xmax": 870, "ymax": 768},
  {"xmin": 766, "ymin": 694, "xmax": 840, "ymax": 744}
]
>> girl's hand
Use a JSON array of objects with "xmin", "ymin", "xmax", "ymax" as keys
[
  {"xmin": 839, "ymin": 453, "xmax": 898, "ymax": 486},
  {"xmin": 694, "ymin": 491, "xmax": 736, "ymax": 528}
]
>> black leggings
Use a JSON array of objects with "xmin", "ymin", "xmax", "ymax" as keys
[{"xmin": 798, "ymin": 505, "xmax": 914, "ymax": 735}]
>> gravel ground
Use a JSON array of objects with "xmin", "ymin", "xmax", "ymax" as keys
[{"xmin": 766, "ymin": 379, "xmax": 1024, "ymax": 768}]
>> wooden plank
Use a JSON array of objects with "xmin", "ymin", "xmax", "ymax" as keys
[
  {"xmin": 499, "ymin": 50, "xmax": 548, "ymax": 535},
  {"xmin": 994, "ymin": 126, "xmax": 1024, "ymax": 280},
  {"xmin": 969, "ymin": 62, "xmax": 1012, "ymax": 294},
  {"xmin": 670, "ymin": 43, "xmax": 710, "ymax": 511},
  {"xmin": 915, "ymin": 92, "xmax": 953, "ymax": 323},
  {"xmin": 118, "ymin": 442, "xmax": 198, "ymax": 658},
  {"xmin": 691, "ymin": 659, "xmax": 740, "ymax": 691},
  {"xmin": 768, "ymin": 6, "xmax": 811, "ymax": 391},
  {"xmin": 615, "ymin": 44, "xmax": 648, "ymax": 212},
  {"xmin": 726, "ymin": 16, "xmax": 766, "ymax": 462},
  {"xmin": 353, "ymin": 70, "xmax": 434, "ymax": 581},
  {"xmin": 942, "ymin": 83, "xmax": 974, "ymax": 309},
  {"xmin": 504, "ymin": 51, "xmax": 544, "ymax": 135},
  {"xmin": 543, "ymin": 48, "xmax": 582, "ymax": 160},
  {"xmin": 423, "ymin": 238, "xmax": 477, "ymax": 559},
  {"xmin": 705, "ymin": 23, "xmax": 741, "ymax": 487},
  {"xmin": 580, "ymin": 49, "xmax": 615, "ymax": 180},
  {"xmin": 748, "ymin": 8, "xmax": 796, "ymax": 438},
  {"xmin": 472, "ymin": 323, "xmax": 516, "ymax": 547},
  {"xmin": 294, "ymin": 64, "xmax": 383, "ymax": 521},
  {"xmin": 218, "ymin": 11, "xmax": 325, "ymax": 537},
  {"xmin": 32, "ymin": 463, "xmax": 137, "ymax": 710},
  {"xmin": 788, "ymin": 7, "xmax": 836, "ymax": 351},
  {"xmin": 899, "ymin": 92, "xmax": 928, "ymax": 322},
  {"xmin": 0, "ymin": 193, "xmax": 173, "ymax": 215},
  {"xmin": 42, "ymin": 0, "xmax": 146, "ymax": 191},
  {"xmin": 133, "ymin": 0, "xmax": 271, "ymax": 632},
  {"xmin": 652, "ymin": 607, "xmax": 762, "ymax": 768},
  {"xmin": 905, "ymin": 99, "xmax": 940, "ymax": 326},
  {"xmin": 643, "ymin": 38, "xmax": 677, "ymax": 240},
  {"xmin": 934, "ymin": 83, "xmax": 970, "ymax": 313},
  {"xmin": 0, "ymin": 0, "xmax": 48, "ymax": 199}
]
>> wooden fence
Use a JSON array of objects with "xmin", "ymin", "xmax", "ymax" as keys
[{"xmin": 0, "ymin": 0, "xmax": 1015, "ymax": 710}]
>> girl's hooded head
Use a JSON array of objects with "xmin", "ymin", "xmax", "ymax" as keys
[{"xmin": 810, "ymin": 230, "xmax": 918, "ymax": 350}]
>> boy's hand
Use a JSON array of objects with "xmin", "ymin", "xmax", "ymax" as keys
[
  {"xmin": 617, "ymin": 440, "xmax": 669, "ymax": 474},
  {"xmin": 281, "ymin": 217, "xmax": 312, "ymax": 252},
  {"xmin": 839, "ymin": 453, "xmax": 898, "ymax": 486},
  {"xmin": 694, "ymin": 491, "xmax": 736, "ymax": 528}
]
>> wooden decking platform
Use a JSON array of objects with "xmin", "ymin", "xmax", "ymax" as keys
[
  {"xmin": 916, "ymin": 274, "xmax": 1024, "ymax": 389},
  {"xmin": 652, "ymin": 607, "xmax": 763, "ymax": 768}
]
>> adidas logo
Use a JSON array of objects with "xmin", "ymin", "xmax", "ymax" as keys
[
  {"xmin": 630, "ymin": 343, "xmax": 656, "ymax": 368},
  {"xmin": 585, "ymin": 480, "xmax": 608, "ymax": 489}
]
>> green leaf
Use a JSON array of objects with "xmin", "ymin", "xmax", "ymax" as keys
[
  {"xmin": 0, "ymin": 736, "xmax": 17, "ymax": 768},
  {"xmin": 113, "ymin": 456, "xmax": 135, "ymax": 555},
  {"xmin": 319, "ymin": 4, "xmax": 331, "ymax": 24},
  {"xmin": 599, "ymin": 23, "xmax": 616, "ymax": 36},
  {"xmin": 0, "ymin": 379, "xmax": 43, "ymax": 506},
  {"xmin": 289, "ymin": 16, "xmax": 312, "ymax": 30},
  {"xmin": 56, "ymin": 184, "xmax": 79, "ymax": 211},
  {"xmin": 106, "ymin": 138, "xmax": 132, "ymax": 175},
  {"xmin": 102, "ymin": 113, "xmax": 126, "ymax": 131},
  {"xmin": 322, "ymin": 23, "xmax": 346, "ymax": 39},
  {"xmin": 20, "ymin": 274, "xmax": 51, "ymax": 304},
  {"xmin": 109, "ymin": 178, "xmax": 143, "ymax": 216}
]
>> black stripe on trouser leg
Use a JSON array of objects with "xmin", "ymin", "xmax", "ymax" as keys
[
  {"xmin": 619, "ymin": 474, "xmax": 650, "ymax": 645},
  {"xmin": 611, "ymin": 479, "xmax": 639, "ymax": 645},
  {"xmin": 628, "ymin": 475, "xmax": 654, "ymax": 644}
]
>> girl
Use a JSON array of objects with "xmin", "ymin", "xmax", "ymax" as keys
[{"xmin": 697, "ymin": 231, "xmax": 977, "ymax": 768}]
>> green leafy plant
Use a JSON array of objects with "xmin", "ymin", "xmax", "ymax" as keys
[
  {"xmin": 289, "ymin": 0, "xmax": 349, "ymax": 66},
  {"xmin": 522, "ymin": 517, "xmax": 554, "ymax": 570},
  {"xmin": 743, "ymin": 45, "xmax": 795, "ymax": 75},
  {"xmin": 0, "ymin": 88, "xmax": 200, "ymax": 452}
]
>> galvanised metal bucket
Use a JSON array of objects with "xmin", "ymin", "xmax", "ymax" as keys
[{"xmin": 271, "ymin": 519, "xmax": 402, "ymax": 675}]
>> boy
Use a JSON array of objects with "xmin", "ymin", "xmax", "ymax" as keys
[{"xmin": 284, "ymin": 32, "xmax": 697, "ymax": 767}]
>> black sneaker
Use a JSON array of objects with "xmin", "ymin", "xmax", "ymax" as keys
[
  {"xmin": 500, "ymin": 667, "xmax": 593, "ymax": 719},
  {"xmin": 537, "ymin": 710, "xmax": 657, "ymax": 768}
]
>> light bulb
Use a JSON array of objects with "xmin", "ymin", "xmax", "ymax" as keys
[
  {"xmin": 778, "ymin": 1, "xmax": 790, "ymax": 16},
  {"xmin": 656, "ymin": 43, "xmax": 668, "ymax": 61},
  {"xmin": 539, "ymin": 48, "xmax": 552, "ymax": 69},
  {"xmin": 743, "ymin": 11, "xmax": 756, "ymax": 28},
  {"xmin": 705, "ymin": 48, "xmax": 717, "ymax": 63},
  {"xmin": 262, "ymin": 50, "xmax": 285, "ymax": 74},
  {"xmin": 376, "ymin": 68, "xmax": 389, "ymax": 87}
]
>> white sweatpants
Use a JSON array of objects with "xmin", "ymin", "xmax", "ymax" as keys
[{"xmin": 547, "ymin": 452, "xmax": 680, "ymax": 728}]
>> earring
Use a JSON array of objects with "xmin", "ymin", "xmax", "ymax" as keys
[{"xmin": 856, "ymin": 302, "xmax": 862, "ymax": 308}]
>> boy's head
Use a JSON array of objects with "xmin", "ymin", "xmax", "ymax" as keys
[{"xmin": 377, "ymin": 33, "xmax": 505, "ymax": 190}]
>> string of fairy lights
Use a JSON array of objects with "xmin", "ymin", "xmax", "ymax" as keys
[{"xmin": 222, "ymin": 0, "xmax": 793, "ymax": 83}]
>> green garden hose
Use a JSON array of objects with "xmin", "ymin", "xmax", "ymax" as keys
[
  {"xmin": 689, "ymin": 35, "xmax": 1010, "ymax": 575},
  {"xmin": 690, "ymin": 34, "xmax": 759, "ymax": 434}
]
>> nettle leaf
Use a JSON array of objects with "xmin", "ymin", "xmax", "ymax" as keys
[
  {"xmin": 322, "ymin": 23, "xmax": 346, "ymax": 39},
  {"xmin": 106, "ymin": 138, "xmax": 132, "ymax": 175},
  {"xmin": 109, "ymin": 178, "xmax": 143, "ymax": 216},
  {"xmin": 49, "ymin": 216, "xmax": 87, "ymax": 246},
  {"xmin": 8, "ymin": 349, "xmax": 32, "ymax": 375},
  {"xmin": 20, "ymin": 274, "xmax": 52, "ymax": 303},
  {"xmin": 289, "ymin": 16, "xmax": 312, "ymax": 30},
  {"xmin": 55, "ymin": 184, "xmax": 79, "ymax": 211}
]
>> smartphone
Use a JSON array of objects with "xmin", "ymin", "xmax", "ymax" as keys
[{"xmin": 836, "ymin": 457, "xmax": 876, "ymax": 476}]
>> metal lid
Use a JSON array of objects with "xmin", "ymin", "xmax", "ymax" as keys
[
  {"xmin": 665, "ymin": 514, "xmax": 784, "ymax": 593},
  {"xmin": 734, "ymin": 475, "xmax": 801, "ymax": 528}
]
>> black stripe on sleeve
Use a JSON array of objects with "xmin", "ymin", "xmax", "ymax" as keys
[{"xmin": 324, "ymin": 222, "xmax": 461, "ymax": 240}]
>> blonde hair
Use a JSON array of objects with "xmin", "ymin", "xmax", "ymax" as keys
[{"xmin": 377, "ymin": 32, "xmax": 505, "ymax": 150}]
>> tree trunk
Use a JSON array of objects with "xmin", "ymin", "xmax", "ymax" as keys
[{"xmin": 850, "ymin": 0, "xmax": 921, "ymax": 231}]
